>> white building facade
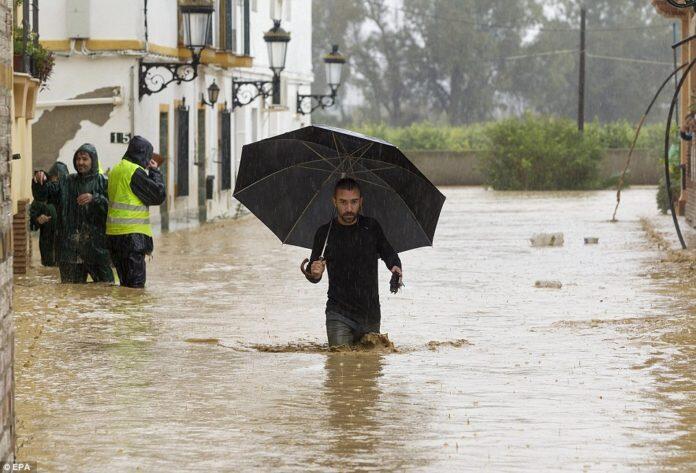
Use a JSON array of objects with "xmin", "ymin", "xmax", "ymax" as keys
[{"xmin": 35, "ymin": 0, "xmax": 314, "ymax": 229}]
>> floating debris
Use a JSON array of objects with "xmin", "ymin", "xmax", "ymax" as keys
[
  {"xmin": 584, "ymin": 237, "xmax": 599, "ymax": 244},
  {"xmin": 534, "ymin": 280, "xmax": 563, "ymax": 289},
  {"xmin": 426, "ymin": 339, "xmax": 471, "ymax": 350},
  {"xmin": 530, "ymin": 233, "xmax": 564, "ymax": 247}
]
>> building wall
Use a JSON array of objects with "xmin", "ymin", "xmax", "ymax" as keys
[
  {"xmin": 35, "ymin": 0, "xmax": 313, "ymax": 228},
  {"xmin": 0, "ymin": 0, "xmax": 15, "ymax": 462},
  {"xmin": 10, "ymin": 74, "xmax": 40, "ymax": 215},
  {"xmin": 652, "ymin": 3, "xmax": 696, "ymax": 226}
]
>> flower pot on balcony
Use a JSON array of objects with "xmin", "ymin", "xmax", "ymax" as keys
[{"xmin": 13, "ymin": 54, "xmax": 25, "ymax": 73}]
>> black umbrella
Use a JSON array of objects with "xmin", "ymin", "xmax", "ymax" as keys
[{"xmin": 233, "ymin": 125, "xmax": 446, "ymax": 254}]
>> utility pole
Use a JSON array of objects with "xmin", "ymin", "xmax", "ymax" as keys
[{"xmin": 578, "ymin": 6, "xmax": 586, "ymax": 132}]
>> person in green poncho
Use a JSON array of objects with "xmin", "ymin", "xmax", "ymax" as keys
[
  {"xmin": 29, "ymin": 161, "xmax": 69, "ymax": 266},
  {"xmin": 32, "ymin": 144, "xmax": 114, "ymax": 283}
]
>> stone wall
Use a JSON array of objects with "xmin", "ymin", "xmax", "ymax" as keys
[
  {"xmin": 406, "ymin": 149, "xmax": 662, "ymax": 186},
  {"xmin": 0, "ymin": 0, "xmax": 14, "ymax": 463}
]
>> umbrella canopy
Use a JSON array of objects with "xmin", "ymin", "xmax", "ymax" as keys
[{"xmin": 233, "ymin": 125, "xmax": 446, "ymax": 253}]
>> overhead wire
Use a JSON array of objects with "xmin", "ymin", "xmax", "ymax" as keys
[{"xmin": 383, "ymin": 3, "xmax": 674, "ymax": 34}]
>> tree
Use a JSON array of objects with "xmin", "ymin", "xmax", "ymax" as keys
[
  {"xmin": 507, "ymin": 0, "xmax": 675, "ymax": 123},
  {"xmin": 403, "ymin": 0, "xmax": 540, "ymax": 124},
  {"xmin": 311, "ymin": 0, "xmax": 365, "ymax": 124},
  {"xmin": 348, "ymin": 0, "xmax": 421, "ymax": 125}
]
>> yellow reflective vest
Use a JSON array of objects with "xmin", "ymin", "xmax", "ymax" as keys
[{"xmin": 106, "ymin": 159, "xmax": 153, "ymax": 237}]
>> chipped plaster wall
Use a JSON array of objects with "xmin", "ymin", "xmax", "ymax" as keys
[{"xmin": 32, "ymin": 87, "xmax": 118, "ymax": 171}]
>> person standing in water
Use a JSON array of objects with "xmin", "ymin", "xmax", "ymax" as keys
[
  {"xmin": 304, "ymin": 177, "xmax": 402, "ymax": 347},
  {"xmin": 29, "ymin": 161, "xmax": 68, "ymax": 266},
  {"xmin": 32, "ymin": 144, "xmax": 113, "ymax": 283},
  {"xmin": 106, "ymin": 136, "xmax": 165, "ymax": 288}
]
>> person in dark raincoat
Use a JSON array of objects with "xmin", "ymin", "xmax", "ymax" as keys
[
  {"xmin": 32, "ymin": 144, "xmax": 114, "ymax": 283},
  {"xmin": 305, "ymin": 178, "xmax": 403, "ymax": 347},
  {"xmin": 106, "ymin": 136, "xmax": 165, "ymax": 288},
  {"xmin": 29, "ymin": 161, "xmax": 68, "ymax": 266}
]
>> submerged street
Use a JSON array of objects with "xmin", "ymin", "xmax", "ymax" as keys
[{"xmin": 13, "ymin": 186, "xmax": 696, "ymax": 471}]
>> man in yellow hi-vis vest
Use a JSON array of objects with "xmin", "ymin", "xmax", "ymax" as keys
[{"xmin": 107, "ymin": 136, "xmax": 165, "ymax": 288}]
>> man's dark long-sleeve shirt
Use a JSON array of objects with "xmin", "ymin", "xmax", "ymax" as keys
[
  {"xmin": 309, "ymin": 215, "xmax": 401, "ymax": 329},
  {"xmin": 108, "ymin": 167, "xmax": 166, "ymax": 255},
  {"xmin": 131, "ymin": 167, "xmax": 166, "ymax": 206}
]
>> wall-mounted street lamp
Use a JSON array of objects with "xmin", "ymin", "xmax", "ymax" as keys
[
  {"xmin": 232, "ymin": 20, "xmax": 291, "ymax": 109},
  {"xmin": 296, "ymin": 45, "xmax": 346, "ymax": 115},
  {"xmin": 139, "ymin": 4, "xmax": 214, "ymax": 99},
  {"xmin": 665, "ymin": 0, "xmax": 696, "ymax": 10},
  {"xmin": 200, "ymin": 80, "xmax": 220, "ymax": 107}
]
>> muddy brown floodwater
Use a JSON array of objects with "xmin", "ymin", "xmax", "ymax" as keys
[{"xmin": 13, "ymin": 187, "xmax": 696, "ymax": 471}]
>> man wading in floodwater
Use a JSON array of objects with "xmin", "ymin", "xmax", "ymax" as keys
[{"xmin": 304, "ymin": 177, "xmax": 403, "ymax": 347}]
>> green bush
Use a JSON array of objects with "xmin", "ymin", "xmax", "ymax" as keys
[
  {"xmin": 350, "ymin": 118, "xmax": 676, "ymax": 191},
  {"xmin": 656, "ymin": 144, "xmax": 682, "ymax": 214},
  {"xmin": 480, "ymin": 114, "xmax": 603, "ymax": 190},
  {"xmin": 353, "ymin": 122, "xmax": 491, "ymax": 151}
]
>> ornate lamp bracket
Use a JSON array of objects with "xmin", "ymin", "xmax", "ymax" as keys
[
  {"xmin": 139, "ymin": 55, "xmax": 201, "ymax": 100},
  {"xmin": 296, "ymin": 91, "xmax": 338, "ymax": 115},
  {"xmin": 231, "ymin": 79, "xmax": 275, "ymax": 109}
]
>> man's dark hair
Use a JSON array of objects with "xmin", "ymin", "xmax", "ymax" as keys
[{"xmin": 334, "ymin": 177, "xmax": 361, "ymax": 197}]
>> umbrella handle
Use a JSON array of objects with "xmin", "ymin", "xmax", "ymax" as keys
[
  {"xmin": 300, "ymin": 258, "xmax": 314, "ymax": 278},
  {"xmin": 301, "ymin": 257, "xmax": 326, "ymax": 279}
]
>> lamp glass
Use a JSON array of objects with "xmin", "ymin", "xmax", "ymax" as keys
[
  {"xmin": 267, "ymin": 40, "xmax": 288, "ymax": 73},
  {"xmin": 325, "ymin": 62, "xmax": 343, "ymax": 89},
  {"xmin": 182, "ymin": 7, "xmax": 213, "ymax": 52},
  {"xmin": 208, "ymin": 81, "xmax": 220, "ymax": 104}
]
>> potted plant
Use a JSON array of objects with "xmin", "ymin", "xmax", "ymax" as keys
[
  {"xmin": 13, "ymin": 25, "xmax": 29, "ymax": 72},
  {"xmin": 31, "ymin": 43, "xmax": 55, "ymax": 86},
  {"xmin": 13, "ymin": 26, "xmax": 55, "ymax": 88}
]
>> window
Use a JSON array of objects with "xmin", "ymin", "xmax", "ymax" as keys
[
  {"xmin": 220, "ymin": 110, "xmax": 232, "ymax": 190},
  {"xmin": 159, "ymin": 109, "xmax": 170, "ymax": 195},
  {"xmin": 234, "ymin": 109, "xmax": 246, "ymax": 182},
  {"xmin": 219, "ymin": 0, "xmax": 235, "ymax": 51},
  {"xmin": 176, "ymin": 104, "xmax": 190, "ymax": 197},
  {"xmin": 197, "ymin": 108, "xmax": 207, "ymax": 214},
  {"xmin": 219, "ymin": 0, "xmax": 249, "ymax": 54},
  {"xmin": 243, "ymin": 0, "xmax": 250, "ymax": 55},
  {"xmin": 197, "ymin": 108, "xmax": 206, "ymax": 165}
]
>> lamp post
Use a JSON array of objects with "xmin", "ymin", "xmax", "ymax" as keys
[
  {"xmin": 232, "ymin": 20, "xmax": 291, "ymax": 109},
  {"xmin": 200, "ymin": 80, "xmax": 220, "ymax": 107},
  {"xmin": 296, "ymin": 45, "xmax": 346, "ymax": 115},
  {"xmin": 139, "ymin": 4, "xmax": 214, "ymax": 99}
]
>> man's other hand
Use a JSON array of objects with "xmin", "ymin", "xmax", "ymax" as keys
[
  {"xmin": 311, "ymin": 259, "xmax": 326, "ymax": 280},
  {"xmin": 77, "ymin": 193, "xmax": 94, "ymax": 206},
  {"xmin": 36, "ymin": 214, "xmax": 51, "ymax": 225},
  {"xmin": 33, "ymin": 171, "xmax": 47, "ymax": 185},
  {"xmin": 391, "ymin": 266, "xmax": 403, "ymax": 283}
]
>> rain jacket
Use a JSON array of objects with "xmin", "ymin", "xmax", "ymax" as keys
[
  {"xmin": 29, "ymin": 162, "xmax": 69, "ymax": 266},
  {"xmin": 32, "ymin": 144, "xmax": 111, "ymax": 266},
  {"xmin": 107, "ymin": 136, "xmax": 166, "ymax": 255}
]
